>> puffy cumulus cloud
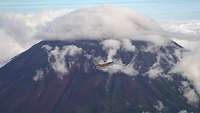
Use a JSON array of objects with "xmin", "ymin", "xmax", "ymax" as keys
[
  {"xmin": 0, "ymin": 30, "xmax": 24, "ymax": 67},
  {"xmin": 43, "ymin": 45, "xmax": 82, "ymax": 79},
  {"xmin": 101, "ymin": 39, "xmax": 136, "ymax": 62},
  {"xmin": 0, "ymin": 13, "xmax": 31, "ymax": 45},
  {"xmin": 0, "ymin": 10, "xmax": 64, "ymax": 46},
  {"xmin": 183, "ymin": 88, "xmax": 199, "ymax": 105},
  {"xmin": 33, "ymin": 69, "xmax": 44, "ymax": 82},
  {"xmin": 181, "ymin": 81, "xmax": 199, "ymax": 105},
  {"xmin": 153, "ymin": 100, "xmax": 164, "ymax": 112},
  {"xmin": 173, "ymin": 49, "xmax": 200, "ymax": 95},
  {"xmin": 94, "ymin": 39, "xmax": 137, "ymax": 76},
  {"xmin": 121, "ymin": 39, "xmax": 136, "ymax": 52},
  {"xmin": 38, "ymin": 6, "xmax": 169, "ymax": 45},
  {"xmin": 146, "ymin": 62, "xmax": 163, "ymax": 79},
  {"xmin": 101, "ymin": 39, "xmax": 121, "ymax": 62},
  {"xmin": 0, "ymin": 9, "xmax": 68, "ymax": 64}
]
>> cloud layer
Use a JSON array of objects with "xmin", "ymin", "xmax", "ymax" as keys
[
  {"xmin": 0, "ymin": 9, "xmax": 68, "ymax": 66},
  {"xmin": 0, "ymin": 6, "xmax": 170, "ymax": 66},
  {"xmin": 162, "ymin": 21, "xmax": 200, "ymax": 36},
  {"xmin": 39, "ymin": 6, "xmax": 165, "ymax": 43}
]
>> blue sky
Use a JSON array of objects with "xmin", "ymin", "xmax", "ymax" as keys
[{"xmin": 0, "ymin": 0, "xmax": 200, "ymax": 21}]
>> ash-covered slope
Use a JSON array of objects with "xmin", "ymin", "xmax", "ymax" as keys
[{"xmin": 0, "ymin": 39, "xmax": 199, "ymax": 113}]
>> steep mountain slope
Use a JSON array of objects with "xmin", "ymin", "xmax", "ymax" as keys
[{"xmin": 0, "ymin": 39, "xmax": 199, "ymax": 113}]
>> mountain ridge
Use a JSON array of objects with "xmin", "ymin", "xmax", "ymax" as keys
[{"xmin": 0, "ymin": 39, "xmax": 199, "ymax": 113}]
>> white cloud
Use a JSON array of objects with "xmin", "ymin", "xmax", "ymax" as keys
[
  {"xmin": 145, "ymin": 45, "xmax": 178, "ymax": 79},
  {"xmin": 161, "ymin": 21, "xmax": 200, "ymax": 51},
  {"xmin": 97, "ymin": 39, "xmax": 138, "ymax": 76},
  {"xmin": 121, "ymin": 38, "xmax": 135, "ymax": 52},
  {"xmin": 0, "ymin": 30, "xmax": 24, "ymax": 63},
  {"xmin": 142, "ymin": 111, "xmax": 150, "ymax": 113},
  {"xmin": 179, "ymin": 110, "xmax": 189, "ymax": 113},
  {"xmin": 162, "ymin": 21, "xmax": 200, "ymax": 98},
  {"xmin": 0, "ymin": 9, "xmax": 68, "ymax": 64},
  {"xmin": 101, "ymin": 38, "xmax": 136, "ymax": 62},
  {"xmin": 101, "ymin": 39, "xmax": 121, "ymax": 62},
  {"xmin": 0, "ymin": 6, "xmax": 173, "ymax": 65},
  {"xmin": 146, "ymin": 62, "xmax": 163, "ymax": 79},
  {"xmin": 33, "ymin": 69, "xmax": 44, "ymax": 82},
  {"xmin": 38, "ymin": 6, "xmax": 168, "ymax": 45},
  {"xmin": 47, "ymin": 47, "xmax": 69, "ymax": 76},
  {"xmin": 153, "ymin": 100, "xmax": 164, "ymax": 112},
  {"xmin": 161, "ymin": 21, "xmax": 200, "ymax": 36},
  {"xmin": 180, "ymin": 81, "xmax": 199, "ymax": 105},
  {"xmin": 62, "ymin": 45, "xmax": 83, "ymax": 56},
  {"xmin": 43, "ymin": 45, "xmax": 82, "ymax": 79},
  {"xmin": 183, "ymin": 88, "xmax": 199, "ymax": 105},
  {"xmin": 173, "ymin": 49, "xmax": 200, "ymax": 95},
  {"xmin": 42, "ymin": 44, "xmax": 52, "ymax": 51}
]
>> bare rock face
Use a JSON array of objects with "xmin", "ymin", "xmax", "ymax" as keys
[{"xmin": 0, "ymin": 39, "xmax": 199, "ymax": 113}]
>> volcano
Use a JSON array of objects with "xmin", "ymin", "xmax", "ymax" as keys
[{"xmin": 0, "ymin": 39, "xmax": 199, "ymax": 113}]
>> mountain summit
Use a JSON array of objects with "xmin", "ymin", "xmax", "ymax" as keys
[
  {"xmin": 0, "ymin": 39, "xmax": 199, "ymax": 113},
  {"xmin": 0, "ymin": 5, "xmax": 200, "ymax": 113}
]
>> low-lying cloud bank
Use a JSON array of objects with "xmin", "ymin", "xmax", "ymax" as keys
[{"xmin": 161, "ymin": 21, "xmax": 200, "ymax": 36}]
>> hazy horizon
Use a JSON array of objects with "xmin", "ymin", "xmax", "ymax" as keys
[{"xmin": 0, "ymin": 0, "xmax": 200, "ymax": 21}]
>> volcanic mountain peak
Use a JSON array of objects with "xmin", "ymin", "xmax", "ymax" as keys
[
  {"xmin": 0, "ymin": 39, "xmax": 199, "ymax": 113},
  {"xmin": 26, "ymin": 39, "xmax": 182, "ymax": 80}
]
